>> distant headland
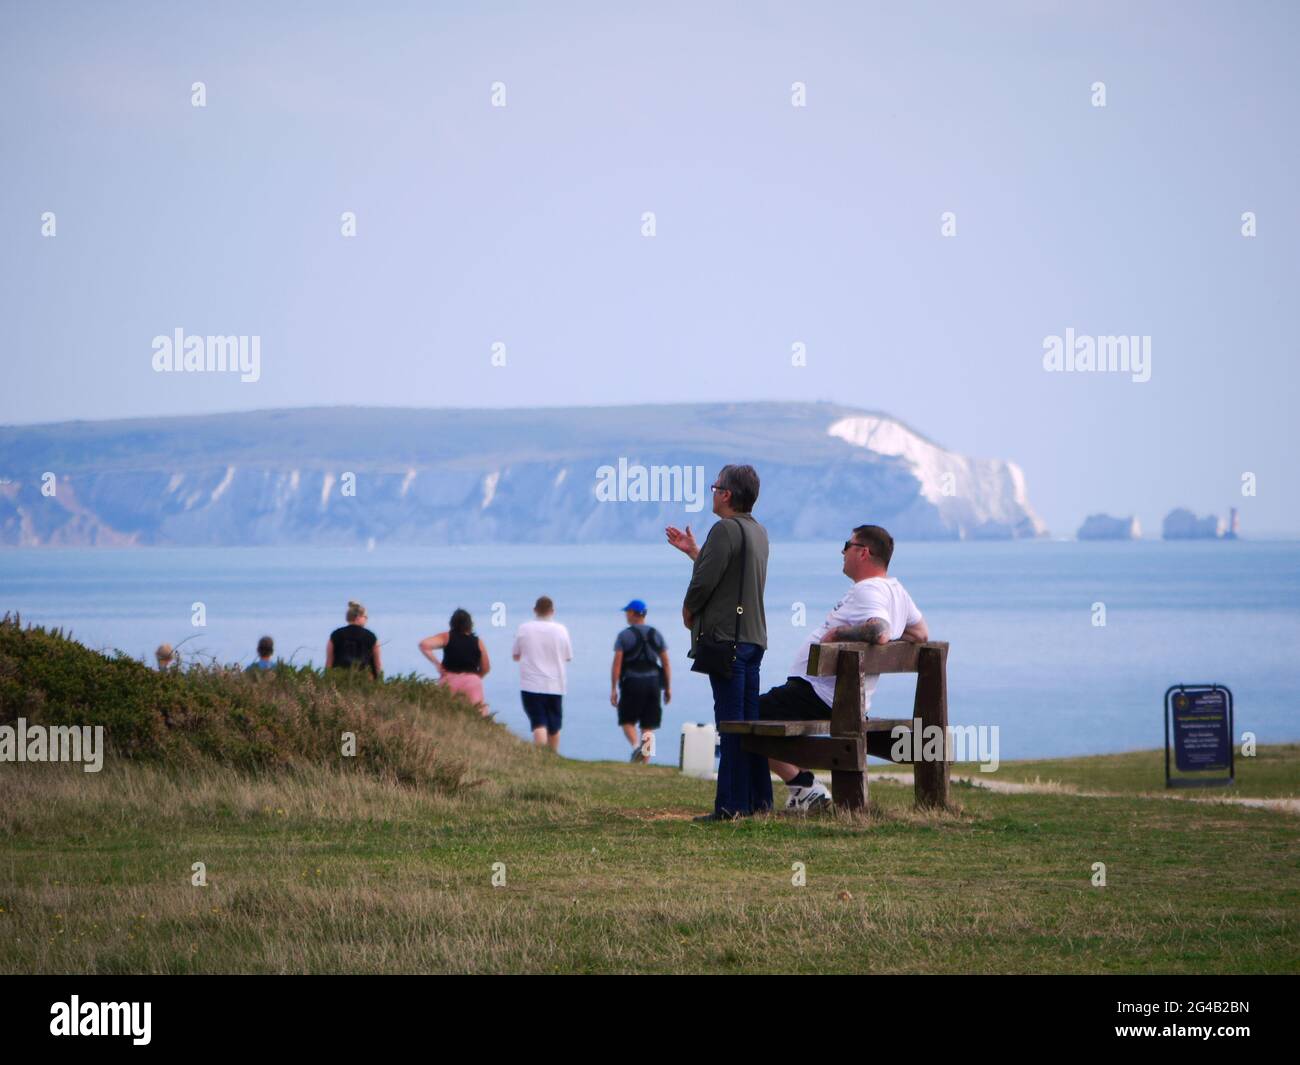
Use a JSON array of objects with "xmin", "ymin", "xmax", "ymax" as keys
[{"xmin": 0, "ymin": 403, "xmax": 1047, "ymax": 547}]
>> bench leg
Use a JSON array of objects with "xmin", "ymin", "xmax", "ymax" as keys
[
  {"xmin": 912, "ymin": 645, "xmax": 950, "ymax": 809},
  {"xmin": 830, "ymin": 649, "xmax": 867, "ymax": 812},
  {"xmin": 831, "ymin": 769, "xmax": 867, "ymax": 811}
]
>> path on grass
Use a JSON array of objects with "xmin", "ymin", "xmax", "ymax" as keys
[{"xmin": 860, "ymin": 771, "xmax": 1300, "ymax": 815}]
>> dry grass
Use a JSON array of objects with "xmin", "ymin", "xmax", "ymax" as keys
[
  {"xmin": 3, "ymin": 750, "xmax": 1295, "ymax": 973},
  {"xmin": 1, "ymin": 622, "xmax": 1296, "ymax": 973}
]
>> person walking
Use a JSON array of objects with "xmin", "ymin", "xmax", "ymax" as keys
[
  {"xmin": 611, "ymin": 599, "xmax": 671, "ymax": 763},
  {"xmin": 245, "ymin": 635, "xmax": 276, "ymax": 674},
  {"xmin": 512, "ymin": 596, "xmax": 573, "ymax": 750},
  {"xmin": 666, "ymin": 464, "xmax": 770, "ymax": 821},
  {"xmin": 326, "ymin": 601, "xmax": 382, "ymax": 679},
  {"xmin": 420, "ymin": 608, "xmax": 492, "ymax": 716}
]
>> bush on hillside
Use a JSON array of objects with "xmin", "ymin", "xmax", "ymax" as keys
[{"xmin": 0, "ymin": 614, "xmax": 476, "ymax": 792}]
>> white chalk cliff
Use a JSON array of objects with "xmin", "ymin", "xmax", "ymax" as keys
[{"xmin": 827, "ymin": 415, "xmax": 1046, "ymax": 541}]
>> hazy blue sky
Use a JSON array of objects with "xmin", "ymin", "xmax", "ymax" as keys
[{"xmin": 2, "ymin": 0, "xmax": 1297, "ymax": 535}]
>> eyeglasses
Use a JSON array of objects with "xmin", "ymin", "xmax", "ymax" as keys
[
  {"xmin": 711, "ymin": 485, "xmax": 729, "ymax": 494},
  {"xmin": 842, "ymin": 541, "xmax": 867, "ymax": 554}
]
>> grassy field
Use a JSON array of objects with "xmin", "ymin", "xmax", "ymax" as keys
[
  {"xmin": 1, "ymin": 619, "xmax": 1297, "ymax": 974},
  {"xmin": 877, "ymin": 743, "xmax": 1300, "ymax": 799}
]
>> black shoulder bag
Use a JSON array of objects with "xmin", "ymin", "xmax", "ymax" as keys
[{"xmin": 689, "ymin": 518, "xmax": 747, "ymax": 679}]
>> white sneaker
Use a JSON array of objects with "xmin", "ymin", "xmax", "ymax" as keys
[{"xmin": 784, "ymin": 781, "xmax": 831, "ymax": 811}]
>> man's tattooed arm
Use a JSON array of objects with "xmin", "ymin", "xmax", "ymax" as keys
[{"xmin": 822, "ymin": 617, "xmax": 890, "ymax": 645}]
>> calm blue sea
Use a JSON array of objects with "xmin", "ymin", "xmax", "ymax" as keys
[{"xmin": 2, "ymin": 541, "xmax": 1298, "ymax": 764}]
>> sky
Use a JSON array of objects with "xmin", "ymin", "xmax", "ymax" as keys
[{"xmin": 1, "ymin": 0, "xmax": 1297, "ymax": 537}]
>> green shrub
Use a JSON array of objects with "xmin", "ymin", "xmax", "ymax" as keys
[{"xmin": 0, "ymin": 615, "xmax": 475, "ymax": 792}]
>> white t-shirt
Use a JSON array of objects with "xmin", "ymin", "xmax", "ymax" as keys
[
  {"xmin": 790, "ymin": 576, "xmax": 923, "ymax": 711},
  {"xmin": 512, "ymin": 618, "xmax": 574, "ymax": 695}
]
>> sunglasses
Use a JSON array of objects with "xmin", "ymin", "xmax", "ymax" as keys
[{"xmin": 842, "ymin": 541, "xmax": 868, "ymax": 554}]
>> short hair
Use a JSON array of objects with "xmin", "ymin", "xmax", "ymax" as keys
[
  {"xmin": 257, "ymin": 636, "xmax": 274, "ymax": 658},
  {"xmin": 852, "ymin": 525, "xmax": 895, "ymax": 568},
  {"xmin": 155, "ymin": 643, "xmax": 174, "ymax": 662},
  {"xmin": 450, "ymin": 608, "xmax": 474, "ymax": 634},
  {"xmin": 534, "ymin": 596, "xmax": 554, "ymax": 615},
  {"xmin": 716, "ymin": 464, "xmax": 760, "ymax": 512},
  {"xmin": 346, "ymin": 600, "xmax": 366, "ymax": 622}
]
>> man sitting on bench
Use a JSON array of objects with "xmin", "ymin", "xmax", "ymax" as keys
[{"xmin": 759, "ymin": 524, "xmax": 928, "ymax": 810}]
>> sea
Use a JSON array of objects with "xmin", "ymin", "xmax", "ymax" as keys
[{"xmin": 3, "ymin": 540, "xmax": 1297, "ymax": 765}]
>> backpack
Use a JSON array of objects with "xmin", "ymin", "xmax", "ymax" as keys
[{"xmin": 622, "ymin": 625, "xmax": 664, "ymax": 687}]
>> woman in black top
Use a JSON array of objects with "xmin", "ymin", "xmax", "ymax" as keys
[
  {"xmin": 419, "ymin": 608, "xmax": 492, "ymax": 716},
  {"xmin": 326, "ymin": 600, "xmax": 382, "ymax": 679}
]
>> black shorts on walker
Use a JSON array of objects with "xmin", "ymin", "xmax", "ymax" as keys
[
  {"xmin": 617, "ymin": 674, "xmax": 662, "ymax": 729},
  {"xmin": 521, "ymin": 691, "xmax": 563, "ymax": 733}
]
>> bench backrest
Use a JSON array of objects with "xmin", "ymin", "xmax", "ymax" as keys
[{"xmin": 805, "ymin": 640, "xmax": 950, "ymax": 739}]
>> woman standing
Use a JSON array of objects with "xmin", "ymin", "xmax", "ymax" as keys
[
  {"xmin": 326, "ymin": 600, "xmax": 382, "ymax": 679},
  {"xmin": 666, "ymin": 464, "xmax": 770, "ymax": 821},
  {"xmin": 420, "ymin": 608, "xmax": 492, "ymax": 716}
]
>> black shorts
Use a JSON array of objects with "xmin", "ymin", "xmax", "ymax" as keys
[
  {"xmin": 758, "ymin": 676, "xmax": 831, "ymax": 721},
  {"xmin": 521, "ymin": 691, "xmax": 563, "ymax": 734},
  {"xmin": 617, "ymin": 673, "xmax": 663, "ymax": 729}
]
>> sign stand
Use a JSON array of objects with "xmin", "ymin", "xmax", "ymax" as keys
[{"xmin": 1164, "ymin": 684, "xmax": 1234, "ymax": 789}]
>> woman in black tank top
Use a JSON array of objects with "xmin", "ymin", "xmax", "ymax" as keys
[
  {"xmin": 326, "ymin": 600, "xmax": 382, "ymax": 679},
  {"xmin": 419, "ymin": 608, "xmax": 492, "ymax": 716},
  {"xmin": 441, "ymin": 628, "xmax": 482, "ymax": 673}
]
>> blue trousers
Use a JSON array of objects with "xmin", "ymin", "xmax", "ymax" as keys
[{"xmin": 709, "ymin": 642, "xmax": 772, "ymax": 817}]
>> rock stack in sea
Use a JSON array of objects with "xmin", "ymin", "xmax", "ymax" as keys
[
  {"xmin": 1077, "ymin": 514, "xmax": 1141, "ymax": 541},
  {"xmin": 1162, "ymin": 508, "xmax": 1228, "ymax": 540}
]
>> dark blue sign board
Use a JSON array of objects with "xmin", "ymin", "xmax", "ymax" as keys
[{"xmin": 1164, "ymin": 685, "xmax": 1234, "ymax": 789}]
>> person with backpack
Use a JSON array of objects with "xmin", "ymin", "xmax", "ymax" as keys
[{"xmin": 611, "ymin": 599, "xmax": 671, "ymax": 763}]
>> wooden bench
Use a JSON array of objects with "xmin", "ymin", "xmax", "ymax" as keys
[{"xmin": 718, "ymin": 640, "xmax": 950, "ymax": 811}]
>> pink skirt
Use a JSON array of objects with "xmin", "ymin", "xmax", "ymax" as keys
[{"xmin": 440, "ymin": 671, "xmax": 488, "ymax": 714}]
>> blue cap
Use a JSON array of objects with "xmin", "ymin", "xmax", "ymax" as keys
[{"xmin": 622, "ymin": 599, "xmax": 647, "ymax": 614}]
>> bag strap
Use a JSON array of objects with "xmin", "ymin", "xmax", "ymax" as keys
[
  {"xmin": 731, "ymin": 518, "xmax": 747, "ymax": 645},
  {"xmin": 625, "ymin": 625, "xmax": 659, "ymax": 673}
]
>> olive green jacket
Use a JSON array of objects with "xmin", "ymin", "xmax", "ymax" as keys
[{"xmin": 683, "ymin": 513, "xmax": 769, "ymax": 653}]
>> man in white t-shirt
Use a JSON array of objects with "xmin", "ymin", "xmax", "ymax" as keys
[
  {"xmin": 758, "ymin": 525, "xmax": 928, "ymax": 810},
  {"xmin": 511, "ymin": 595, "xmax": 574, "ymax": 750}
]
